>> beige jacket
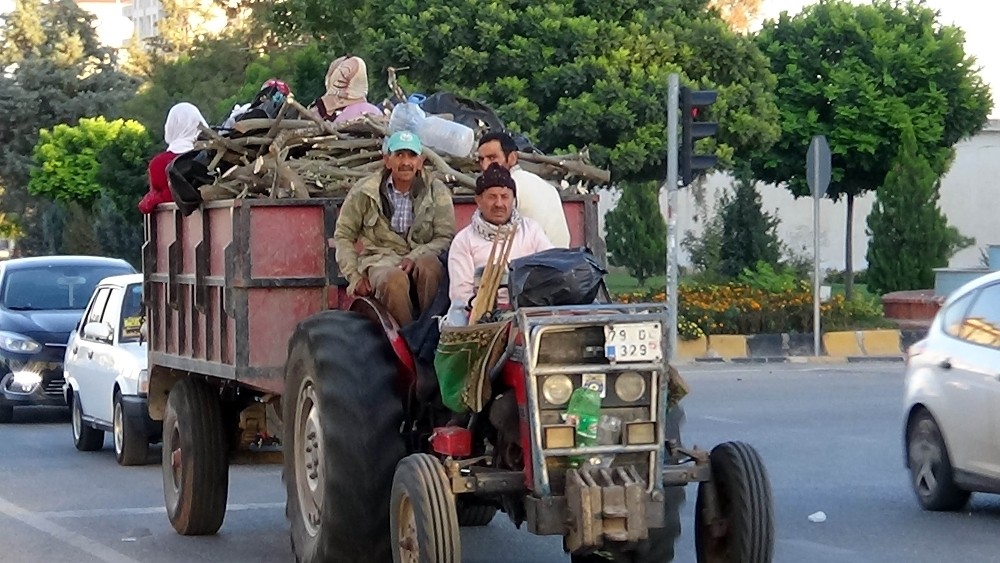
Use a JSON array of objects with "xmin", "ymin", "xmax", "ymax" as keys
[{"xmin": 334, "ymin": 170, "xmax": 456, "ymax": 292}]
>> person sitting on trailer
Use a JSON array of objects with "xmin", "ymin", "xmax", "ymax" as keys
[
  {"xmin": 334, "ymin": 130, "xmax": 456, "ymax": 325},
  {"xmin": 138, "ymin": 102, "xmax": 208, "ymax": 214},
  {"xmin": 445, "ymin": 164, "xmax": 553, "ymax": 326},
  {"xmin": 310, "ymin": 55, "xmax": 383, "ymax": 124}
]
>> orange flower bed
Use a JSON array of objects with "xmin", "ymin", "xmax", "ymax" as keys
[{"xmin": 615, "ymin": 281, "xmax": 886, "ymax": 334}]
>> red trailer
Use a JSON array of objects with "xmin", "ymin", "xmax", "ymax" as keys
[
  {"xmin": 143, "ymin": 193, "xmax": 774, "ymax": 563},
  {"xmin": 143, "ymin": 195, "xmax": 603, "ymax": 400}
]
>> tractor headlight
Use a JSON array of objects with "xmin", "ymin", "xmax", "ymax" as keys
[
  {"xmin": 614, "ymin": 371, "xmax": 646, "ymax": 402},
  {"xmin": 542, "ymin": 374, "xmax": 574, "ymax": 406}
]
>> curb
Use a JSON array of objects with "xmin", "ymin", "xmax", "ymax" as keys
[{"xmin": 676, "ymin": 329, "xmax": 922, "ymax": 363}]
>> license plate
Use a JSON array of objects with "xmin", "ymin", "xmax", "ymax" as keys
[{"xmin": 604, "ymin": 322, "xmax": 662, "ymax": 363}]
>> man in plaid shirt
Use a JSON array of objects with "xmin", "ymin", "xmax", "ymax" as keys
[{"xmin": 334, "ymin": 131, "xmax": 456, "ymax": 325}]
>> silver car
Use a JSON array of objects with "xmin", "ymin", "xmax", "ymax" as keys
[{"xmin": 903, "ymin": 270, "xmax": 1000, "ymax": 510}]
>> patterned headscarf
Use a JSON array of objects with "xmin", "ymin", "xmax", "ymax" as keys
[{"xmin": 319, "ymin": 56, "xmax": 370, "ymax": 112}]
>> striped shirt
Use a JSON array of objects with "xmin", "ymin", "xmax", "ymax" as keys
[{"xmin": 386, "ymin": 179, "xmax": 414, "ymax": 235}]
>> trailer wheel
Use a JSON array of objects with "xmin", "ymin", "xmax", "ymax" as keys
[
  {"xmin": 284, "ymin": 310, "xmax": 405, "ymax": 563},
  {"xmin": 456, "ymin": 500, "xmax": 497, "ymax": 527},
  {"xmin": 571, "ymin": 405, "xmax": 685, "ymax": 563},
  {"xmin": 162, "ymin": 377, "xmax": 229, "ymax": 535},
  {"xmin": 695, "ymin": 441, "xmax": 774, "ymax": 563},
  {"xmin": 114, "ymin": 392, "xmax": 150, "ymax": 466},
  {"xmin": 390, "ymin": 453, "xmax": 461, "ymax": 563}
]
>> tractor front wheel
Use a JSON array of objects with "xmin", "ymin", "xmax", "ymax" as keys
[{"xmin": 695, "ymin": 441, "xmax": 774, "ymax": 563}]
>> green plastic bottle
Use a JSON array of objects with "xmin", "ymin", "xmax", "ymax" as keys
[{"xmin": 566, "ymin": 386, "xmax": 601, "ymax": 466}]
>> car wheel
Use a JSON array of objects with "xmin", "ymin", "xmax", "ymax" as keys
[
  {"xmin": 907, "ymin": 410, "xmax": 971, "ymax": 511},
  {"xmin": 114, "ymin": 392, "xmax": 150, "ymax": 466},
  {"xmin": 71, "ymin": 393, "xmax": 104, "ymax": 451}
]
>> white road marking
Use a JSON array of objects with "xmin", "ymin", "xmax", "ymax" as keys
[
  {"xmin": 0, "ymin": 494, "xmax": 142, "ymax": 563},
  {"xmin": 781, "ymin": 537, "xmax": 862, "ymax": 558},
  {"xmin": 39, "ymin": 501, "xmax": 284, "ymax": 519},
  {"xmin": 699, "ymin": 415, "xmax": 744, "ymax": 424}
]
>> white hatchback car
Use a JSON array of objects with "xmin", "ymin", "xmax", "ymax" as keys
[
  {"xmin": 64, "ymin": 274, "xmax": 160, "ymax": 465},
  {"xmin": 904, "ymin": 270, "xmax": 1000, "ymax": 510}
]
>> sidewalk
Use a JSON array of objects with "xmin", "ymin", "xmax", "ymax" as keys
[{"xmin": 672, "ymin": 328, "xmax": 926, "ymax": 364}]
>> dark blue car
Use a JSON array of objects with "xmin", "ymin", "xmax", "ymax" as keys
[{"xmin": 0, "ymin": 256, "xmax": 136, "ymax": 422}]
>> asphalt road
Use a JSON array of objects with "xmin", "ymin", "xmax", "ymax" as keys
[{"xmin": 1, "ymin": 362, "xmax": 998, "ymax": 562}]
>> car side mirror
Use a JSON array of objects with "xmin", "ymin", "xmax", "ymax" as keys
[{"xmin": 83, "ymin": 322, "xmax": 113, "ymax": 342}]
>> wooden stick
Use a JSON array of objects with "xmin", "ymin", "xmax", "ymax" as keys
[
  {"xmin": 468, "ymin": 233, "xmax": 503, "ymax": 323},
  {"xmin": 484, "ymin": 224, "xmax": 518, "ymax": 308}
]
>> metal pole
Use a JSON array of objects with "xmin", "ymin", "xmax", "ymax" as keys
[
  {"xmin": 666, "ymin": 74, "xmax": 679, "ymax": 361},
  {"xmin": 813, "ymin": 190, "xmax": 821, "ymax": 356}
]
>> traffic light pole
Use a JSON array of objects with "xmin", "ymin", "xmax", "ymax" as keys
[{"xmin": 665, "ymin": 73, "xmax": 679, "ymax": 362}]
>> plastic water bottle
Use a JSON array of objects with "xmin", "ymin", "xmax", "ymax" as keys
[
  {"xmin": 388, "ymin": 102, "xmax": 426, "ymax": 134},
  {"xmin": 416, "ymin": 115, "xmax": 475, "ymax": 157},
  {"xmin": 565, "ymin": 387, "xmax": 601, "ymax": 467}
]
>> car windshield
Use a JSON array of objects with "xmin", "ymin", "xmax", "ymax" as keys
[
  {"xmin": 1, "ymin": 265, "xmax": 134, "ymax": 311},
  {"xmin": 120, "ymin": 283, "xmax": 143, "ymax": 343}
]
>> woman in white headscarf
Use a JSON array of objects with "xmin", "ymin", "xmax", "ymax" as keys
[
  {"xmin": 310, "ymin": 55, "xmax": 382, "ymax": 124},
  {"xmin": 139, "ymin": 102, "xmax": 208, "ymax": 214}
]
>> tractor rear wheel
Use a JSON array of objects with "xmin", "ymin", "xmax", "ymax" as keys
[{"xmin": 284, "ymin": 310, "xmax": 405, "ymax": 563}]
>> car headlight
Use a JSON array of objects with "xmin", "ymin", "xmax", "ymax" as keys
[
  {"xmin": 11, "ymin": 370, "xmax": 41, "ymax": 392},
  {"xmin": 0, "ymin": 331, "xmax": 41, "ymax": 354},
  {"xmin": 137, "ymin": 368, "xmax": 149, "ymax": 395},
  {"xmin": 614, "ymin": 371, "xmax": 646, "ymax": 402},
  {"xmin": 542, "ymin": 374, "xmax": 574, "ymax": 405}
]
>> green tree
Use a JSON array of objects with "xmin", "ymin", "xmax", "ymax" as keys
[
  {"xmin": 605, "ymin": 182, "xmax": 667, "ymax": 287},
  {"xmin": 122, "ymin": 37, "xmax": 257, "ymax": 139},
  {"xmin": 29, "ymin": 117, "xmax": 149, "ymax": 208},
  {"xmin": 751, "ymin": 0, "xmax": 992, "ymax": 298},
  {"xmin": 263, "ymin": 0, "xmax": 368, "ymax": 53},
  {"xmin": 267, "ymin": 0, "xmax": 780, "ymax": 182},
  {"xmin": 0, "ymin": 0, "xmax": 139, "ymax": 251},
  {"xmin": 719, "ymin": 174, "xmax": 782, "ymax": 278},
  {"xmin": 217, "ymin": 42, "xmax": 331, "ymax": 118},
  {"xmin": 682, "ymin": 206, "xmax": 724, "ymax": 279},
  {"xmin": 93, "ymin": 128, "xmax": 155, "ymax": 267},
  {"xmin": 865, "ymin": 125, "xmax": 971, "ymax": 295}
]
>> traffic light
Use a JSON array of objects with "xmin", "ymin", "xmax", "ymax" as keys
[{"xmin": 679, "ymin": 86, "xmax": 718, "ymax": 186}]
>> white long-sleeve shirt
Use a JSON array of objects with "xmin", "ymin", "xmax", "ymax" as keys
[
  {"xmin": 511, "ymin": 166, "xmax": 571, "ymax": 248},
  {"xmin": 446, "ymin": 217, "xmax": 553, "ymax": 324}
]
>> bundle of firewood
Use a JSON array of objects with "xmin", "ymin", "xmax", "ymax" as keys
[{"xmin": 192, "ymin": 97, "xmax": 611, "ymax": 202}]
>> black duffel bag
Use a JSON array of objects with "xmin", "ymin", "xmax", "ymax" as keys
[{"xmin": 508, "ymin": 248, "xmax": 608, "ymax": 308}]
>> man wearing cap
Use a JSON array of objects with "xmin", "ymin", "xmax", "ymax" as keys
[
  {"xmin": 446, "ymin": 163, "xmax": 553, "ymax": 325},
  {"xmin": 334, "ymin": 130, "xmax": 456, "ymax": 325},
  {"xmin": 476, "ymin": 131, "xmax": 571, "ymax": 248}
]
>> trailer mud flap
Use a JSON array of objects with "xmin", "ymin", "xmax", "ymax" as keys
[{"xmin": 565, "ymin": 465, "xmax": 649, "ymax": 553}]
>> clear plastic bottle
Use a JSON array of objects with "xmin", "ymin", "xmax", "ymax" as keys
[
  {"xmin": 416, "ymin": 115, "xmax": 475, "ymax": 157},
  {"xmin": 388, "ymin": 102, "xmax": 426, "ymax": 134}
]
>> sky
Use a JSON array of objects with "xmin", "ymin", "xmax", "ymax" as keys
[{"xmin": 756, "ymin": 0, "xmax": 999, "ymax": 118}]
